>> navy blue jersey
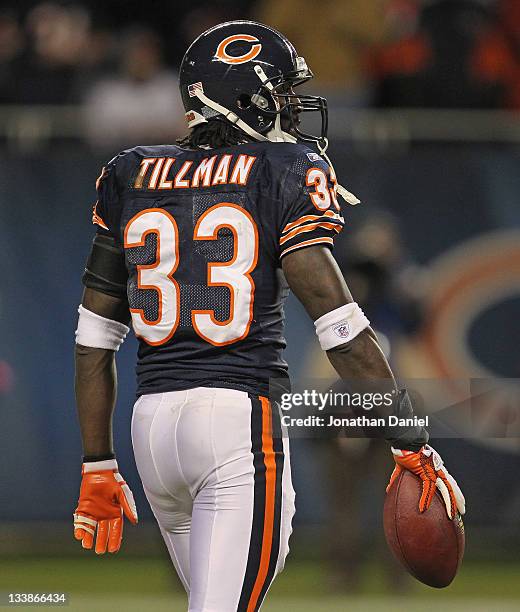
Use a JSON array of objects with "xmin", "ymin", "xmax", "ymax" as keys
[{"xmin": 89, "ymin": 141, "xmax": 345, "ymax": 396}]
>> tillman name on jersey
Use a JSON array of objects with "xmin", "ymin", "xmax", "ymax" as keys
[{"xmin": 133, "ymin": 154, "xmax": 257, "ymax": 190}]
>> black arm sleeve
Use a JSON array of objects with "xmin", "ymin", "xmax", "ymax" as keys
[
  {"xmin": 386, "ymin": 390, "xmax": 429, "ymax": 451},
  {"xmin": 82, "ymin": 231, "xmax": 128, "ymax": 299}
]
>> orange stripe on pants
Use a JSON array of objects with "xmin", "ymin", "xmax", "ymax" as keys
[{"xmin": 247, "ymin": 396, "xmax": 277, "ymax": 612}]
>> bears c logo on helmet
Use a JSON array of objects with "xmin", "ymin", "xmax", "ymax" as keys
[{"xmin": 215, "ymin": 34, "xmax": 262, "ymax": 65}]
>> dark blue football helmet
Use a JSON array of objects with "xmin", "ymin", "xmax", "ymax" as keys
[{"xmin": 179, "ymin": 20, "xmax": 328, "ymax": 145}]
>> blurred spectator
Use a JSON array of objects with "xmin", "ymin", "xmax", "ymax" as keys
[
  {"xmin": 499, "ymin": 0, "xmax": 520, "ymax": 45},
  {"xmin": 0, "ymin": 12, "xmax": 24, "ymax": 103},
  {"xmin": 73, "ymin": 27, "xmax": 118, "ymax": 98},
  {"xmin": 83, "ymin": 28, "xmax": 183, "ymax": 150},
  {"xmin": 15, "ymin": 2, "xmax": 91, "ymax": 104},
  {"xmin": 371, "ymin": 0, "xmax": 520, "ymax": 109},
  {"xmin": 478, "ymin": 0, "xmax": 520, "ymax": 109},
  {"xmin": 257, "ymin": 0, "xmax": 391, "ymax": 105}
]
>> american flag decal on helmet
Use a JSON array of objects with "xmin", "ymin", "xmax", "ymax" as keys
[{"xmin": 188, "ymin": 82, "xmax": 204, "ymax": 97}]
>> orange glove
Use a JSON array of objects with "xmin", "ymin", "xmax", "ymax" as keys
[
  {"xmin": 74, "ymin": 459, "xmax": 138, "ymax": 554},
  {"xmin": 386, "ymin": 445, "xmax": 466, "ymax": 520}
]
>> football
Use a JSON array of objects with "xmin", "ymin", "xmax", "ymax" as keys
[{"xmin": 384, "ymin": 469, "xmax": 465, "ymax": 588}]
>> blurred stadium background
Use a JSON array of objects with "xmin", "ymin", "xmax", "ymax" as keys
[{"xmin": 1, "ymin": 0, "xmax": 520, "ymax": 610}]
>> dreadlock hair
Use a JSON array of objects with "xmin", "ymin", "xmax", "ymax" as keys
[{"xmin": 177, "ymin": 118, "xmax": 251, "ymax": 149}]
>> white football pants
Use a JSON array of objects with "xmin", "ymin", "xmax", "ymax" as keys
[{"xmin": 131, "ymin": 387, "xmax": 296, "ymax": 612}]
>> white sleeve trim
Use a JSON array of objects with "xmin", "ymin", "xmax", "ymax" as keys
[
  {"xmin": 280, "ymin": 236, "xmax": 334, "ymax": 259},
  {"xmin": 314, "ymin": 302, "xmax": 370, "ymax": 350},
  {"xmin": 75, "ymin": 305, "xmax": 129, "ymax": 351}
]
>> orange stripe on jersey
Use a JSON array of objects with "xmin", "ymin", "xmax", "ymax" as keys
[
  {"xmin": 92, "ymin": 202, "xmax": 108, "ymax": 230},
  {"xmin": 247, "ymin": 397, "xmax": 277, "ymax": 612},
  {"xmin": 279, "ymin": 221, "xmax": 342, "ymax": 245},
  {"xmin": 280, "ymin": 236, "xmax": 334, "ymax": 259},
  {"xmin": 282, "ymin": 210, "xmax": 343, "ymax": 234},
  {"xmin": 95, "ymin": 167, "xmax": 106, "ymax": 191}
]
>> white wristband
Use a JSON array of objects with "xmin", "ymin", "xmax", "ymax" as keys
[
  {"xmin": 83, "ymin": 459, "xmax": 118, "ymax": 473},
  {"xmin": 75, "ymin": 305, "xmax": 129, "ymax": 351},
  {"xmin": 314, "ymin": 303, "xmax": 370, "ymax": 350}
]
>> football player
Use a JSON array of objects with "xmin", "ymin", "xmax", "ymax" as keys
[{"xmin": 73, "ymin": 21, "xmax": 465, "ymax": 612}]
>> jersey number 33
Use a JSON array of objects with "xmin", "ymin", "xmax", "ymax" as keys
[{"xmin": 124, "ymin": 204, "xmax": 258, "ymax": 347}]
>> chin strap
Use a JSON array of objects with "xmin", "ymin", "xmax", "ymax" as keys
[
  {"xmin": 190, "ymin": 88, "xmax": 269, "ymax": 142},
  {"xmin": 254, "ymin": 65, "xmax": 297, "ymax": 143},
  {"xmin": 317, "ymin": 138, "xmax": 360, "ymax": 206},
  {"xmin": 186, "ymin": 66, "xmax": 297, "ymax": 145}
]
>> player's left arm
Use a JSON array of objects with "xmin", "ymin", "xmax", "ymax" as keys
[{"xmin": 282, "ymin": 245, "xmax": 465, "ymax": 519}]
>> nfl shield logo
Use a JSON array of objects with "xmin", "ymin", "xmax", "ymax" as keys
[
  {"xmin": 188, "ymin": 82, "xmax": 204, "ymax": 97},
  {"xmin": 332, "ymin": 321, "xmax": 350, "ymax": 339}
]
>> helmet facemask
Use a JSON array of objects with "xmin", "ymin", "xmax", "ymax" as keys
[{"xmin": 249, "ymin": 59, "xmax": 328, "ymax": 146}]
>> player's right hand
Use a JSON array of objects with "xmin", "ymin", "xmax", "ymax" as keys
[
  {"xmin": 74, "ymin": 459, "xmax": 138, "ymax": 554},
  {"xmin": 386, "ymin": 445, "xmax": 466, "ymax": 520}
]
